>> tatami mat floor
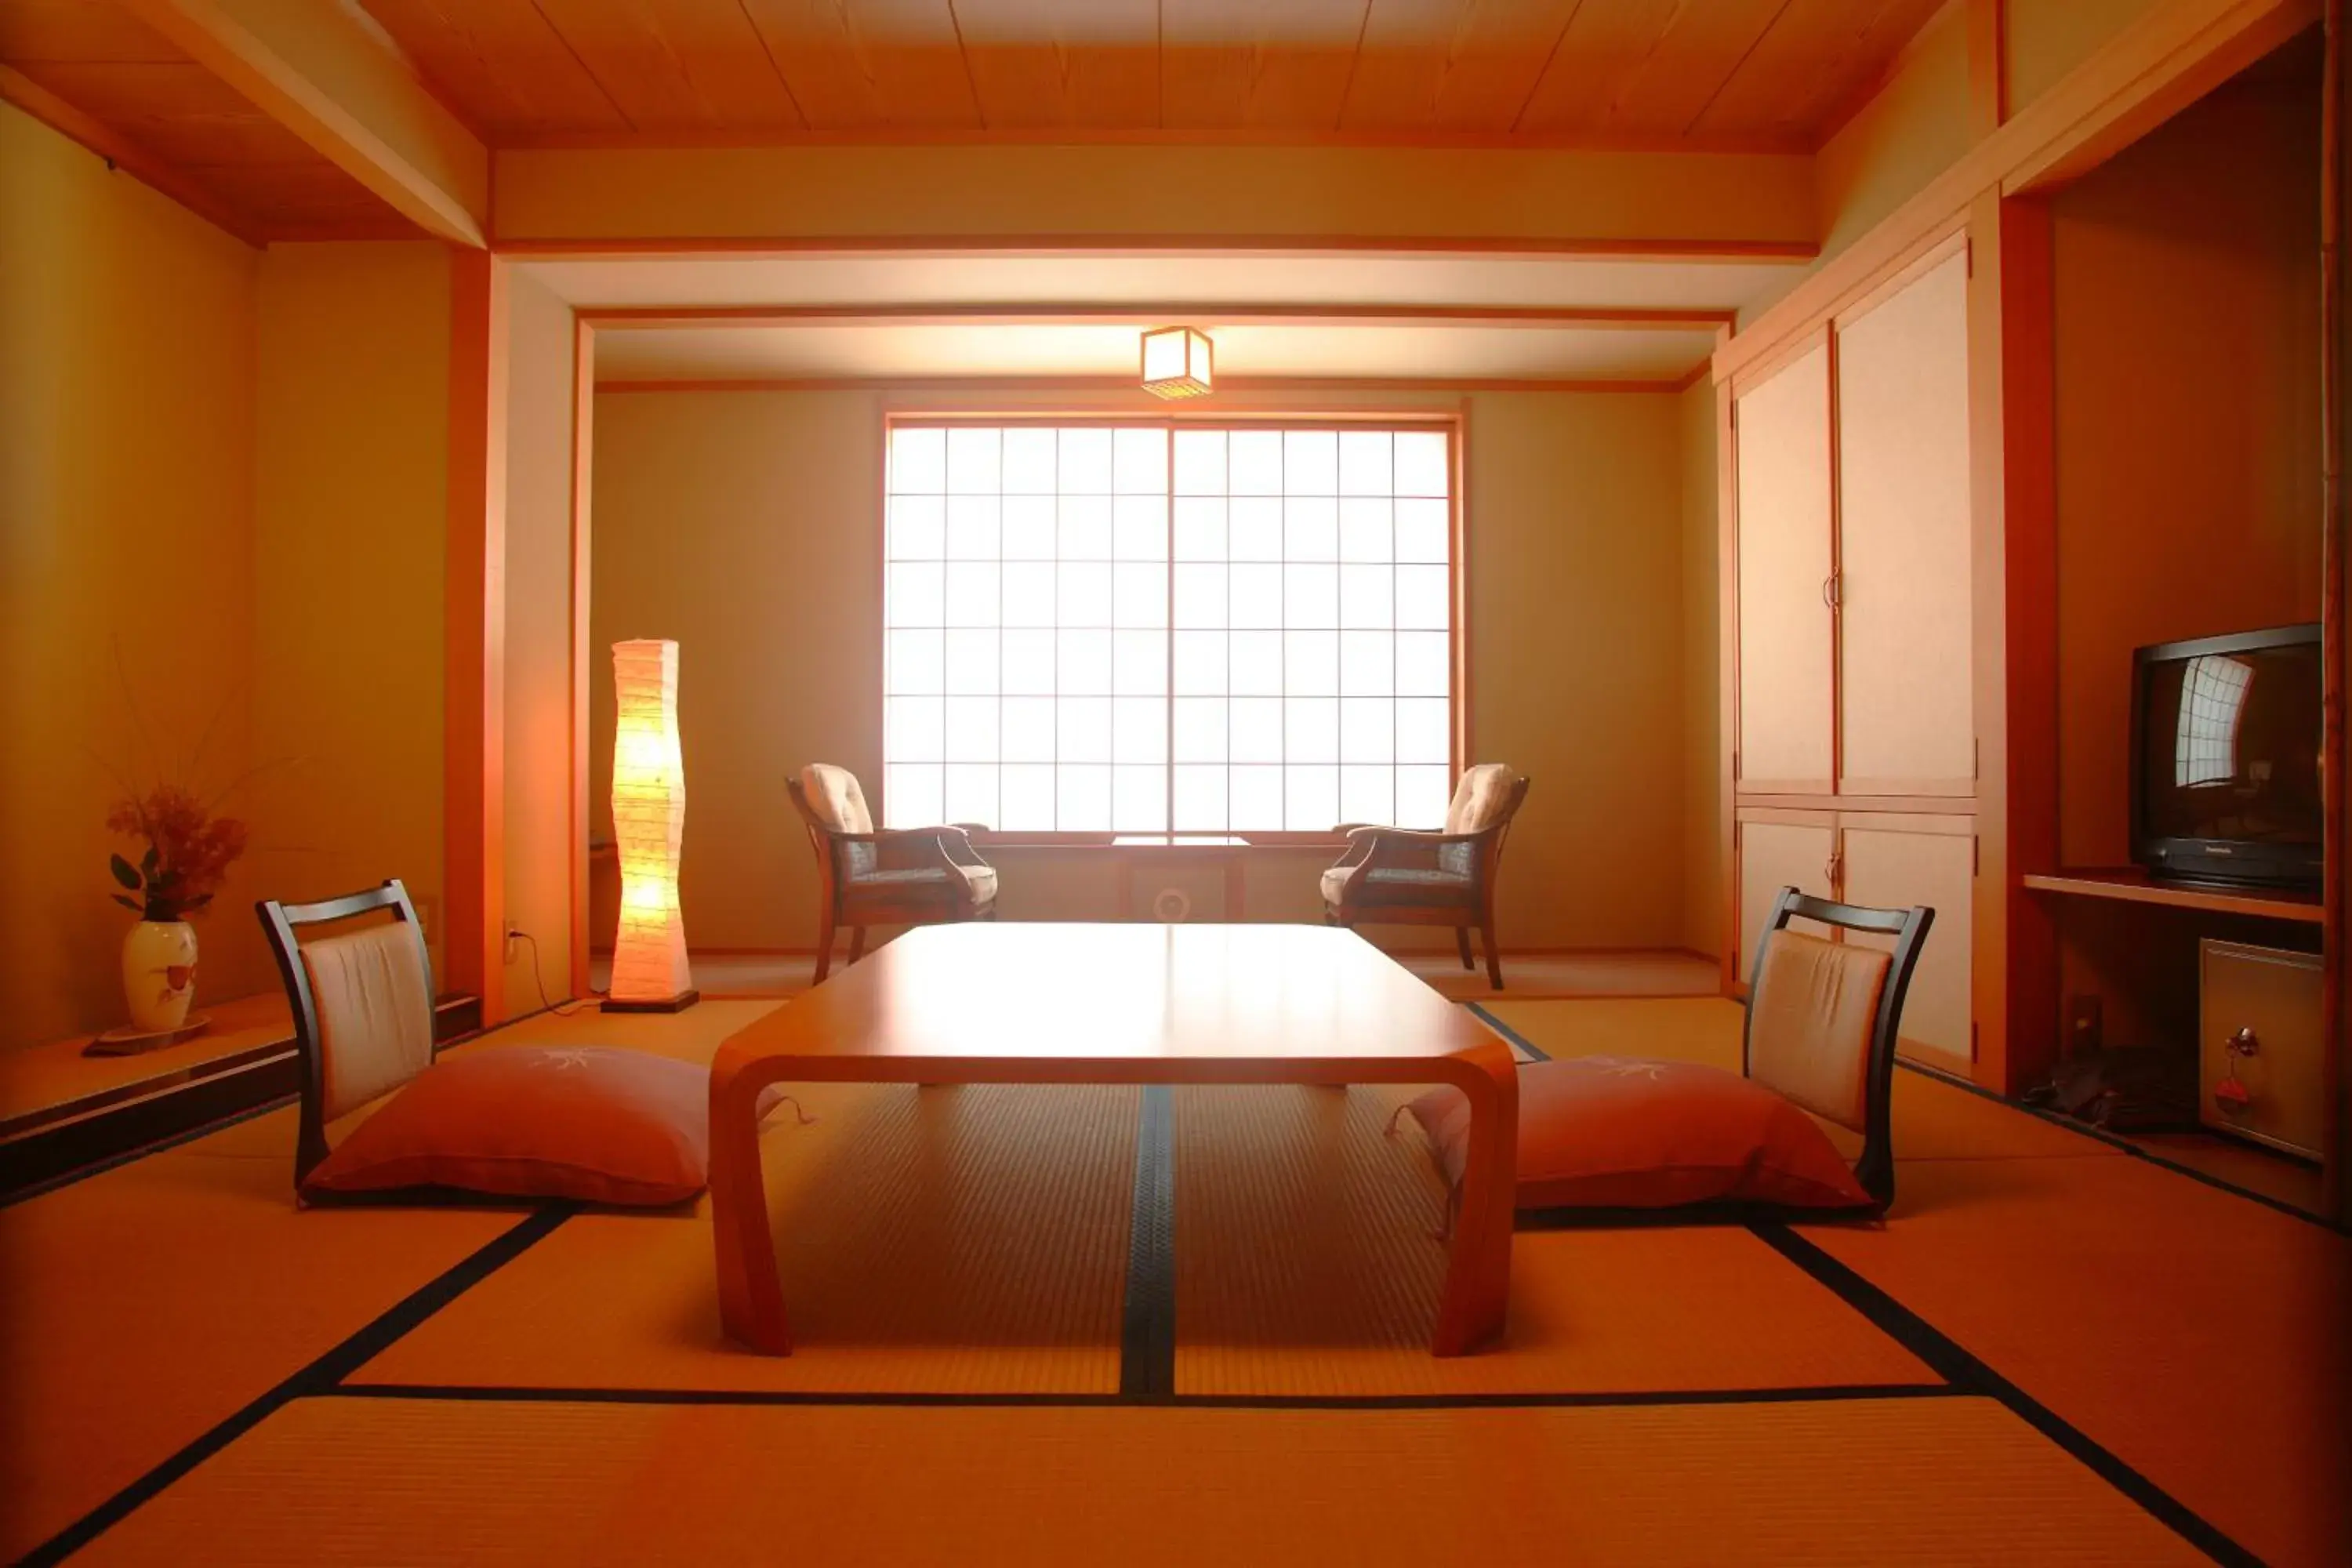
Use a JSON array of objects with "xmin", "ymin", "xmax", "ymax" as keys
[{"xmin": 3, "ymin": 985, "xmax": 2345, "ymax": 1566}]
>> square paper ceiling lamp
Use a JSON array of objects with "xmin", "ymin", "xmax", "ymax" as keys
[
  {"xmin": 1142, "ymin": 326, "xmax": 1214, "ymax": 399},
  {"xmin": 605, "ymin": 639, "xmax": 698, "ymax": 1012}
]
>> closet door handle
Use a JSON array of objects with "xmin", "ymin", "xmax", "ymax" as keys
[{"xmin": 1820, "ymin": 574, "xmax": 1842, "ymax": 609}]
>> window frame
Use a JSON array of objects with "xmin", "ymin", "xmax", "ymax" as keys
[{"xmin": 877, "ymin": 408, "xmax": 1468, "ymax": 844}]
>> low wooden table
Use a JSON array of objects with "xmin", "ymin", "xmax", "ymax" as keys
[{"xmin": 710, "ymin": 921, "xmax": 1519, "ymax": 1357}]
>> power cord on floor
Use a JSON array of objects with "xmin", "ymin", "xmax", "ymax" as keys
[{"xmin": 510, "ymin": 927, "xmax": 601, "ymax": 1017}]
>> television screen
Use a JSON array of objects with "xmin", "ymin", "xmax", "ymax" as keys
[{"xmin": 2136, "ymin": 630, "xmax": 2321, "ymax": 866}]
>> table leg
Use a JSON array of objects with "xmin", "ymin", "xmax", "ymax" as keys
[
  {"xmin": 1429, "ymin": 1054, "xmax": 1516, "ymax": 1356},
  {"xmin": 710, "ymin": 1065, "xmax": 793, "ymax": 1354}
]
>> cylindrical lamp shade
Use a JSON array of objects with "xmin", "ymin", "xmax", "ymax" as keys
[{"xmin": 607, "ymin": 639, "xmax": 696, "ymax": 1011}]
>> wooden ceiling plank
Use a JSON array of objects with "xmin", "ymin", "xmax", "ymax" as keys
[
  {"xmin": 1516, "ymin": 0, "xmax": 1695, "ymax": 135},
  {"xmin": 0, "ymin": 60, "xmax": 263, "ymax": 240},
  {"xmin": 122, "ymin": 0, "xmax": 488, "ymax": 244},
  {"xmin": 530, "ymin": 0, "xmax": 804, "ymax": 133},
  {"xmin": 1160, "ymin": 0, "xmax": 1367, "ymax": 131},
  {"xmin": 0, "ymin": 0, "xmax": 182, "ymax": 62},
  {"xmin": 1691, "ymin": 0, "xmax": 1944, "ymax": 138},
  {"xmin": 1338, "ymin": 0, "xmax": 1582, "ymax": 134},
  {"xmin": 357, "ymin": 0, "xmax": 632, "ymax": 137},
  {"xmin": 739, "ymin": 0, "xmax": 977, "ymax": 130},
  {"xmin": 951, "ymin": 0, "xmax": 1158, "ymax": 130},
  {"xmin": 1595, "ymin": 0, "xmax": 1788, "ymax": 136}
]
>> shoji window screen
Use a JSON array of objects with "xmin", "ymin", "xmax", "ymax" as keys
[{"xmin": 884, "ymin": 422, "xmax": 1454, "ymax": 833}]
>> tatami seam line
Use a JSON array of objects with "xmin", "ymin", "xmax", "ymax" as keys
[
  {"xmin": 1463, "ymin": 1001, "xmax": 1549, "ymax": 1060},
  {"xmin": 17, "ymin": 1203, "xmax": 579, "ymax": 1567},
  {"xmin": 1749, "ymin": 1220, "xmax": 2261, "ymax": 1568},
  {"xmin": 1119, "ymin": 1083, "xmax": 1179, "ymax": 1396}
]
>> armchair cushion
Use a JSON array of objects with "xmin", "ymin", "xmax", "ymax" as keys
[
  {"xmin": 1405, "ymin": 1056, "xmax": 1871, "ymax": 1215},
  {"xmin": 1446, "ymin": 762, "xmax": 1519, "ymax": 834},
  {"xmin": 304, "ymin": 1046, "xmax": 741, "ymax": 1207},
  {"xmin": 798, "ymin": 764, "xmax": 874, "ymax": 834},
  {"xmin": 1321, "ymin": 864, "xmax": 1469, "ymax": 906}
]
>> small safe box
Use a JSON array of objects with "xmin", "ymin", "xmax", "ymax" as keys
[{"xmin": 2198, "ymin": 939, "xmax": 2325, "ymax": 1160}]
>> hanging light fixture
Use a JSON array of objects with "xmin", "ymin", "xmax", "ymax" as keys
[
  {"xmin": 1141, "ymin": 325, "xmax": 1214, "ymax": 400},
  {"xmin": 605, "ymin": 638, "xmax": 698, "ymax": 1012}
]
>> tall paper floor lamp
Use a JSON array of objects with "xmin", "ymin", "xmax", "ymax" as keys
[{"xmin": 605, "ymin": 638, "xmax": 698, "ymax": 1012}]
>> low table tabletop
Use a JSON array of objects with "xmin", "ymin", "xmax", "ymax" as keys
[{"xmin": 709, "ymin": 922, "xmax": 1519, "ymax": 1357}]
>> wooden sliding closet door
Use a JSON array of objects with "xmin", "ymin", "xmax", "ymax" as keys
[
  {"xmin": 1840, "ymin": 814, "xmax": 1976, "ymax": 1069},
  {"xmin": 1734, "ymin": 343, "xmax": 1836, "ymax": 795},
  {"xmin": 1835, "ymin": 251, "xmax": 1975, "ymax": 796},
  {"xmin": 1736, "ymin": 811, "xmax": 1835, "ymax": 982}
]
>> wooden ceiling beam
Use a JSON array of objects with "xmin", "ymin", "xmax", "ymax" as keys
[
  {"xmin": 120, "ymin": 0, "xmax": 488, "ymax": 246},
  {"xmin": 575, "ymin": 303, "xmax": 1741, "ymax": 332}
]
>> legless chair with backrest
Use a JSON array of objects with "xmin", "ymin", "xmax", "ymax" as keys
[
  {"xmin": 256, "ymin": 878, "xmax": 437, "ymax": 1189},
  {"xmin": 789, "ymin": 764, "xmax": 998, "ymax": 982},
  {"xmin": 1743, "ymin": 885, "xmax": 1935, "ymax": 1211},
  {"xmin": 1322, "ymin": 764, "xmax": 1529, "ymax": 989}
]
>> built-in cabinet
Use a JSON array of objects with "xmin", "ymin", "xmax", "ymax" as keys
[{"xmin": 1727, "ymin": 241, "xmax": 1979, "ymax": 1073}]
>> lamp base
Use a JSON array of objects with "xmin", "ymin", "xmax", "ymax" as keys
[{"xmin": 602, "ymin": 989, "xmax": 700, "ymax": 1014}]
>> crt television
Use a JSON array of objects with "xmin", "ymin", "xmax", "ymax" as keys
[{"xmin": 2131, "ymin": 624, "xmax": 2322, "ymax": 891}]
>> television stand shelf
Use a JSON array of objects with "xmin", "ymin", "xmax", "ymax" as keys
[{"xmin": 2022, "ymin": 869, "xmax": 2322, "ymax": 924}]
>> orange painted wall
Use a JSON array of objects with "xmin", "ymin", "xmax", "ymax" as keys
[
  {"xmin": 586, "ymin": 385, "xmax": 1697, "ymax": 955},
  {"xmin": 252, "ymin": 242, "xmax": 452, "ymax": 966},
  {"xmin": 0, "ymin": 102, "xmax": 267, "ymax": 1050},
  {"xmin": 1679, "ymin": 376, "xmax": 1722, "ymax": 960},
  {"xmin": 2051, "ymin": 65, "xmax": 2323, "ymax": 868},
  {"xmin": 500, "ymin": 270, "xmax": 578, "ymax": 1007}
]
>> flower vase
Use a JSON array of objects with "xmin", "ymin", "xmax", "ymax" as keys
[{"xmin": 122, "ymin": 920, "xmax": 198, "ymax": 1033}]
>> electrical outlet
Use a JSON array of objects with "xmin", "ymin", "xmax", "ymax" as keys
[
  {"xmin": 2064, "ymin": 993, "xmax": 2103, "ymax": 1057},
  {"xmin": 414, "ymin": 893, "xmax": 440, "ymax": 938},
  {"xmin": 504, "ymin": 925, "xmax": 522, "ymax": 966}
]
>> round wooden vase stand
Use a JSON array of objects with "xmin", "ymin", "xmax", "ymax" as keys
[{"xmin": 85, "ymin": 1014, "xmax": 212, "ymax": 1057}]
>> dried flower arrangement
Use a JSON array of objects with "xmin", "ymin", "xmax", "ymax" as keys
[{"xmin": 107, "ymin": 786, "xmax": 250, "ymax": 923}]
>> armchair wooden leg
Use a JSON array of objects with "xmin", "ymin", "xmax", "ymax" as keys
[
  {"xmin": 814, "ymin": 906, "xmax": 836, "ymax": 983},
  {"xmin": 847, "ymin": 926, "xmax": 868, "ymax": 964},
  {"xmin": 1479, "ymin": 919, "xmax": 1502, "ymax": 990},
  {"xmin": 1454, "ymin": 928, "xmax": 1475, "ymax": 971}
]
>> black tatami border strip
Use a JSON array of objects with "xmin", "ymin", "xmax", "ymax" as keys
[
  {"xmin": 320, "ymin": 1380, "xmax": 1962, "ymax": 1413},
  {"xmin": 1120, "ymin": 1083, "xmax": 1178, "ymax": 1397},
  {"xmin": 1749, "ymin": 1221, "xmax": 2261, "ymax": 1568},
  {"xmin": 1463, "ymin": 1001, "xmax": 1548, "ymax": 1061},
  {"xmin": 18, "ymin": 1203, "xmax": 577, "ymax": 1568},
  {"xmin": 1893, "ymin": 1056, "xmax": 2340, "ymax": 1232}
]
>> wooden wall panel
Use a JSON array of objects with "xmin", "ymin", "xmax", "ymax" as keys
[
  {"xmin": 1841, "ymin": 814, "xmax": 1976, "ymax": 1066},
  {"xmin": 1734, "ymin": 341, "xmax": 1836, "ymax": 792},
  {"xmin": 1837, "ymin": 249, "xmax": 1976, "ymax": 794}
]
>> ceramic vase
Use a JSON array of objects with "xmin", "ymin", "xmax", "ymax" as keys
[{"xmin": 122, "ymin": 919, "xmax": 198, "ymax": 1033}]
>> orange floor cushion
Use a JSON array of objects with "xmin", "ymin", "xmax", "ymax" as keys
[
  {"xmin": 1406, "ymin": 1057, "xmax": 1873, "ymax": 1214},
  {"xmin": 303, "ymin": 1047, "xmax": 728, "ymax": 1207}
]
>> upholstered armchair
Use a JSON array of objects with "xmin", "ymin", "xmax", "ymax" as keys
[
  {"xmin": 1322, "ymin": 764, "xmax": 1529, "ymax": 988},
  {"xmin": 788, "ymin": 764, "xmax": 998, "ymax": 982}
]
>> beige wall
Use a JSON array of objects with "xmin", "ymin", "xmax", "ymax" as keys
[
  {"xmin": 2007, "ymin": 0, "xmax": 2169, "ymax": 116},
  {"xmin": 1814, "ymin": 1, "xmax": 1973, "ymax": 268},
  {"xmin": 2052, "ymin": 70, "xmax": 2322, "ymax": 866},
  {"xmin": 0, "ymin": 103, "xmax": 266, "ymax": 1049},
  {"xmin": 252, "ymin": 242, "xmax": 452, "ymax": 965},
  {"xmin": 501, "ymin": 268, "xmax": 578, "ymax": 1007},
  {"xmin": 590, "ymin": 386, "xmax": 1693, "ymax": 956},
  {"xmin": 1678, "ymin": 379, "xmax": 1722, "ymax": 961}
]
